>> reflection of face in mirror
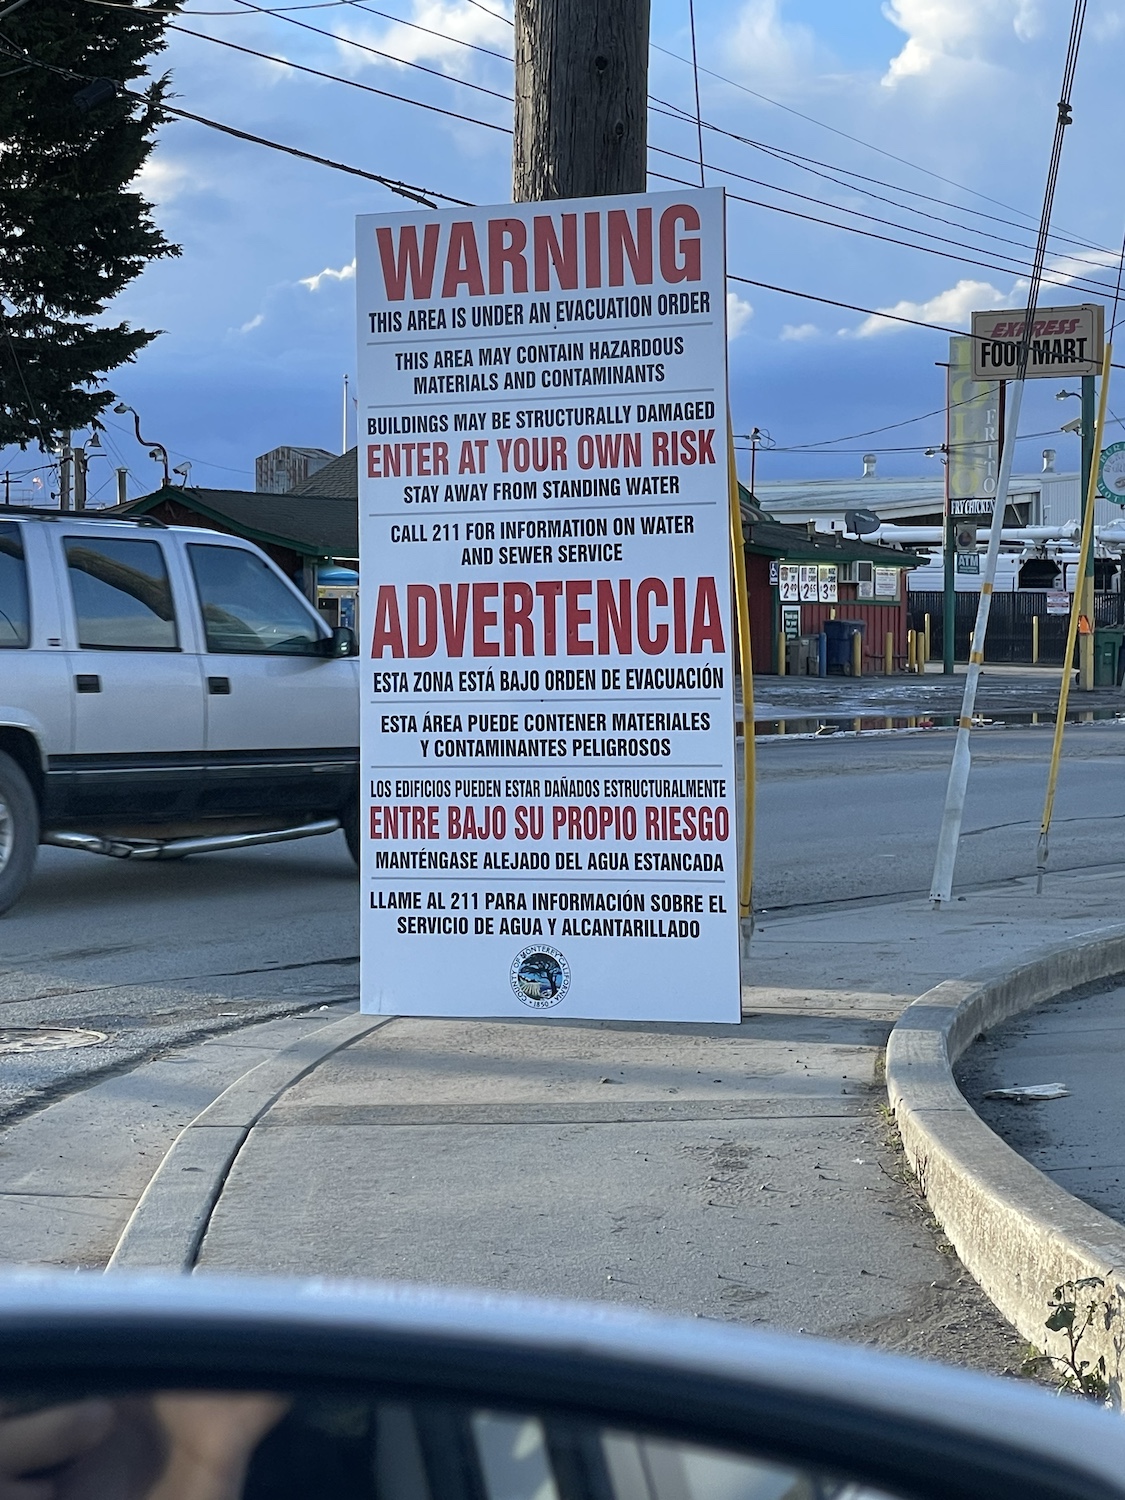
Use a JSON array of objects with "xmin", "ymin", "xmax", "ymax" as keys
[
  {"xmin": 0, "ymin": 1396, "xmax": 897, "ymax": 1500},
  {"xmin": 0, "ymin": 1396, "xmax": 289, "ymax": 1500}
]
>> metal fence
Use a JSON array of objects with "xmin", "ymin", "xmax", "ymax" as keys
[{"xmin": 908, "ymin": 590, "xmax": 1125, "ymax": 665}]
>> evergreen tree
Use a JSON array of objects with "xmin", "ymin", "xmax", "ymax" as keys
[{"xmin": 0, "ymin": 0, "xmax": 181, "ymax": 448}]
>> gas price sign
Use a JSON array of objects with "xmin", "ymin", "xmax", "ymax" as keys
[{"xmin": 355, "ymin": 188, "xmax": 739, "ymax": 1022}]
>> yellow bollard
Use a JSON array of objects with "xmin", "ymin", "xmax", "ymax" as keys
[
  {"xmin": 885, "ymin": 631, "xmax": 894, "ymax": 676},
  {"xmin": 907, "ymin": 629, "xmax": 916, "ymax": 672},
  {"xmin": 1032, "ymin": 614, "xmax": 1039, "ymax": 665},
  {"xmin": 852, "ymin": 629, "xmax": 862, "ymax": 678},
  {"xmin": 777, "ymin": 630, "xmax": 786, "ymax": 675},
  {"xmin": 924, "ymin": 612, "xmax": 931, "ymax": 665}
]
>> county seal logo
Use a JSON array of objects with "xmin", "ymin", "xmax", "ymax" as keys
[{"xmin": 510, "ymin": 946, "xmax": 571, "ymax": 1009}]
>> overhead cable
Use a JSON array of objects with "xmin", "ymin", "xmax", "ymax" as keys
[
  {"xmin": 85, "ymin": 0, "xmax": 361, "ymax": 13},
  {"xmin": 0, "ymin": 31, "xmax": 466, "ymax": 204},
  {"xmin": 169, "ymin": 23, "xmax": 511, "ymax": 128},
  {"xmin": 342, "ymin": 1, "xmax": 512, "ymax": 61},
  {"xmin": 650, "ymin": 103, "xmax": 1113, "ymax": 263},
  {"xmin": 222, "ymin": 0, "xmax": 510, "ymax": 101},
  {"xmin": 649, "ymin": 39, "xmax": 1104, "ymax": 254},
  {"xmin": 651, "ymin": 141, "xmax": 1118, "ymax": 299}
]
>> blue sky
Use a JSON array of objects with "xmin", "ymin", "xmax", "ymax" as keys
[{"xmin": 7, "ymin": 0, "xmax": 1125, "ymax": 502}]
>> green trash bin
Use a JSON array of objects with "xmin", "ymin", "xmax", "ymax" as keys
[{"xmin": 1094, "ymin": 627, "xmax": 1125, "ymax": 686}]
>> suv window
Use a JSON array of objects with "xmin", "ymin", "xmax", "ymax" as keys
[
  {"xmin": 0, "ymin": 523, "xmax": 30, "ymax": 648},
  {"xmin": 188, "ymin": 545, "xmax": 324, "ymax": 655},
  {"xmin": 65, "ymin": 537, "xmax": 178, "ymax": 650}
]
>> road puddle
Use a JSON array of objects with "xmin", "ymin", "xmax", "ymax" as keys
[{"xmin": 746, "ymin": 709, "xmax": 1125, "ymax": 738}]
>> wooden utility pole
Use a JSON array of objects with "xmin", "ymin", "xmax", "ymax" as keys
[{"xmin": 513, "ymin": 0, "xmax": 650, "ymax": 201}]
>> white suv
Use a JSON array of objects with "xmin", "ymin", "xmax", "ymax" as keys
[{"xmin": 0, "ymin": 510, "xmax": 360, "ymax": 916}]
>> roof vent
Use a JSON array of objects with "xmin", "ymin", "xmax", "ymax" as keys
[
  {"xmin": 862, "ymin": 453, "xmax": 877, "ymax": 478},
  {"xmin": 1042, "ymin": 447, "xmax": 1056, "ymax": 473}
]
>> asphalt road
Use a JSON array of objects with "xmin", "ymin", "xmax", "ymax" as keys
[
  {"xmin": 4, "ymin": 722, "xmax": 1123, "ymax": 1122},
  {"xmin": 753, "ymin": 722, "xmax": 1125, "ymax": 910},
  {"xmin": 0, "ymin": 831, "xmax": 359, "ymax": 1125}
]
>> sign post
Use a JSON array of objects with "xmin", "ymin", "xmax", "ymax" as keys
[
  {"xmin": 944, "ymin": 336, "xmax": 1000, "ymax": 674},
  {"xmin": 355, "ymin": 188, "xmax": 740, "ymax": 1022}
]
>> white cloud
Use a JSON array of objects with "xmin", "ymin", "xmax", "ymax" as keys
[
  {"xmin": 1040, "ymin": 249, "xmax": 1122, "ymax": 291},
  {"xmin": 882, "ymin": 0, "xmax": 1042, "ymax": 86},
  {"xmin": 133, "ymin": 158, "xmax": 198, "ymax": 205},
  {"xmin": 238, "ymin": 313, "xmax": 264, "ymax": 334},
  {"xmin": 780, "ymin": 322, "xmax": 819, "ymax": 341},
  {"xmin": 842, "ymin": 277, "xmax": 1006, "ymax": 337},
  {"xmin": 300, "ymin": 260, "xmax": 356, "ymax": 293},
  {"xmin": 1092, "ymin": 5, "xmax": 1125, "ymax": 40},
  {"xmin": 726, "ymin": 0, "xmax": 822, "ymax": 86},
  {"xmin": 727, "ymin": 292, "xmax": 754, "ymax": 339},
  {"xmin": 335, "ymin": 0, "xmax": 511, "ymax": 74}
]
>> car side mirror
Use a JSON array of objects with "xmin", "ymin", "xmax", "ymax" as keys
[{"xmin": 322, "ymin": 626, "xmax": 358, "ymax": 658}]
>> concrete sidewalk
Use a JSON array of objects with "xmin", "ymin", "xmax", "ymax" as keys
[{"xmin": 9, "ymin": 865, "xmax": 1125, "ymax": 1372}]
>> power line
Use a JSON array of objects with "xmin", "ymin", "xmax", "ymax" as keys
[
  {"xmin": 342, "ymin": 1, "xmax": 512, "ymax": 62},
  {"xmin": 170, "ymin": 23, "xmax": 512, "ymax": 128},
  {"xmin": 220, "ymin": 0, "xmax": 511, "ymax": 102},
  {"xmin": 163, "ymin": 98, "xmax": 469, "ymax": 200},
  {"xmin": 723, "ymin": 271, "xmax": 981, "ymax": 339},
  {"xmin": 651, "ymin": 160, "xmax": 1118, "ymax": 303},
  {"xmin": 649, "ymin": 39, "xmax": 1105, "ymax": 254},
  {"xmin": 737, "ymin": 424, "xmax": 1115, "ymax": 459},
  {"xmin": 650, "ymin": 101, "xmax": 1114, "ymax": 266},
  {"xmin": 685, "ymin": 0, "xmax": 704, "ymax": 189},
  {"xmin": 0, "ymin": 31, "xmax": 467, "ymax": 205},
  {"xmin": 651, "ymin": 141, "xmax": 1118, "ymax": 300},
  {"xmin": 182, "ymin": 14, "xmax": 1111, "ymax": 297},
  {"xmin": 86, "ymin": 0, "xmax": 362, "ymax": 13},
  {"xmin": 461, "ymin": 0, "xmax": 510, "ymax": 24}
]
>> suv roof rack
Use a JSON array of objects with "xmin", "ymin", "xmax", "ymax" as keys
[{"xmin": 0, "ymin": 507, "xmax": 166, "ymax": 528}]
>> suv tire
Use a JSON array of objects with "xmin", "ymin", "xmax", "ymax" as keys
[
  {"xmin": 0, "ymin": 752, "xmax": 39, "ymax": 917},
  {"xmin": 344, "ymin": 789, "xmax": 361, "ymax": 869}
]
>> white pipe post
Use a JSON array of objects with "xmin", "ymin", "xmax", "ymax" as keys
[{"xmin": 930, "ymin": 378, "xmax": 1025, "ymax": 905}]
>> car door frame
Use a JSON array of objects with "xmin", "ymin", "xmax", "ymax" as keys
[
  {"xmin": 49, "ymin": 523, "xmax": 210, "ymax": 830},
  {"xmin": 185, "ymin": 536, "xmax": 359, "ymax": 824}
]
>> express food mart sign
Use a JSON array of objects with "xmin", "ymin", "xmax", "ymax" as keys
[{"xmin": 970, "ymin": 303, "xmax": 1104, "ymax": 380}]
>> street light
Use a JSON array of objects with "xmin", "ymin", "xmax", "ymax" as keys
[
  {"xmin": 744, "ymin": 426, "xmax": 774, "ymax": 496},
  {"xmin": 113, "ymin": 402, "xmax": 170, "ymax": 487}
]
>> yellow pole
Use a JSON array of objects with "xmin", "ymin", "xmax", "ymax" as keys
[
  {"xmin": 852, "ymin": 630, "xmax": 862, "ymax": 678},
  {"xmin": 908, "ymin": 629, "xmax": 917, "ymax": 672},
  {"xmin": 885, "ymin": 630, "xmax": 894, "ymax": 676},
  {"xmin": 924, "ymin": 612, "xmax": 931, "ymax": 665},
  {"xmin": 728, "ymin": 428, "xmax": 755, "ymax": 937},
  {"xmin": 1032, "ymin": 614, "xmax": 1039, "ymax": 665},
  {"xmin": 1038, "ymin": 342, "xmax": 1112, "ymax": 890},
  {"xmin": 777, "ymin": 629, "xmax": 786, "ymax": 675}
]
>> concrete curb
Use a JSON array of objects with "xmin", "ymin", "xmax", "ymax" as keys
[
  {"xmin": 886, "ymin": 925, "xmax": 1125, "ymax": 1400},
  {"xmin": 107, "ymin": 1012, "xmax": 393, "ymax": 1273}
]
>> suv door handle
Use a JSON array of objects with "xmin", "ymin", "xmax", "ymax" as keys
[
  {"xmin": 208, "ymin": 676, "xmax": 231, "ymax": 695},
  {"xmin": 75, "ymin": 674, "xmax": 101, "ymax": 693}
]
